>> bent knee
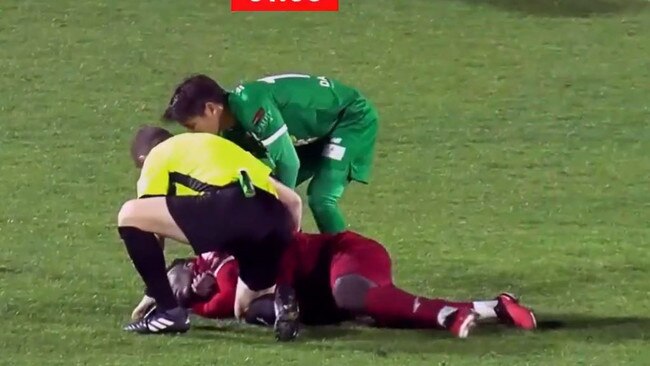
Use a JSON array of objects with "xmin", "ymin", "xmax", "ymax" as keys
[
  {"xmin": 117, "ymin": 200, "xmax": 140, "ymax": 227},
  {"xmin": 332, "ymin": 274, "xmax": 376, "ymax": 312}
]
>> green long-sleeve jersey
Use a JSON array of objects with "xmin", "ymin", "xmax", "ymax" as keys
[{"xmin": 223, "ymin": 73, "xmax": 363, "ymax": 188}]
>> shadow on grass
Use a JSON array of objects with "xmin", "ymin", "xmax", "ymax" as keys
[
  {"xmin": 0, "ymin": 265, "xmax": 21, "ymax": 274},
  {"xmin": 457, "ymin": 0, "xmax": 648, "ymax": 17},
  {"xmin": 537, "ymin": 313, "xmax": 650, "ymax": 341},
  {"xmin": 191, "ymin": 322, "xmax": 365, "ymax": 340},
  {"xmin": 187, "ymin": 314, "xmax": 650, "ymax": 356}
]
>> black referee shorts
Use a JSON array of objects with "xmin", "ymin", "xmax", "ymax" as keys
[{"xmin": 166, "ymin": 186, "xmax": 293, "ymax": 291}]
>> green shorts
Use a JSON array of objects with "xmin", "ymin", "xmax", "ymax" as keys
[{"xmin": 296, "ymin": 98, "xmax": 378, "ymax": 185}]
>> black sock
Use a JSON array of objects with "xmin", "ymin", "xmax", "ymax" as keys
[{"xmin": 118, "ymin": 226, "xmax": 178, "ymax": 311}]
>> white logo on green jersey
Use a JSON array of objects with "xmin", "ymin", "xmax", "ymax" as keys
[{"xmin": 323, "ymin": 143, "xmax": 346, "ymax": 161}]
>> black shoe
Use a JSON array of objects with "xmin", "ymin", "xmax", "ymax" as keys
[
  {"xmin": 273, "ymin": 285, "xmax": 299, "ymax": 342},
  {"xmin": 123, "ymin": 307, "xmax": 190, "ymax": 334}
]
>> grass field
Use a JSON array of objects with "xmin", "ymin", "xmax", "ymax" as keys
[{"xmin": 1, "ymin": 0, "xmax": 650, "ymax": 364}]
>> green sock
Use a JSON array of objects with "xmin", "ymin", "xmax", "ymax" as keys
[
  {"xmin": 310, "ymin": 198, "xmax": 346, "ymax": 233},
  {"xmin": 307, "ymin": 169, "xmax": 349, "ymax": 233}
]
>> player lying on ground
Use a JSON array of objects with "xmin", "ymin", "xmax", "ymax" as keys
[
  {"xmin": 162, "ymin": 73, "xmax": 379, "ymax": 234},
  {"xmin": 118, "ymin": 126, "xmax": 302, "ymax": 340},
  {"xmin": 131, "ymin": 252, "xmax": 238, "ymax": 321},
  {"xmin": 133, "ymin": 231, "xmax": 537, "ymax": 338}
]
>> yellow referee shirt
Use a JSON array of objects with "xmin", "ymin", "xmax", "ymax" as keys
[{"xmin": 136, "ymin": 133, "xmax": 277, "ymax": 198}]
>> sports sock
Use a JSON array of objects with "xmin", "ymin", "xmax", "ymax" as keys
[
  {"xmin": 472, "ymin": 300, "xmax": 498, "ymax": 319},
  {"xmin": 363, "ymin": 285, "xmax": 473, "ymax": 329},
  {"xmin": 118, "ymin": 226, "xmax": 178, "ymax": 311},
  {"xmin": 307, "ymin": 169, "xmax": 349, "ymax": 233}
]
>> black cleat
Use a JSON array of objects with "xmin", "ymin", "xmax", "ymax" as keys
[
  {"xmin": 123, "ymin": 307, "xmax": 190, "ymax": 334},
  {"xmin": 273, "ymin": 285, "xmax": 300, "ymax": 342}
]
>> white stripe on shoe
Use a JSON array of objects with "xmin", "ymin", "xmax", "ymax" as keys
[
  {"xmin": 149, "ymin": 320, "xmax": 164, "ymax": 330},
  {"xmin": 157, "ymin": 318, "xmax": 174, "ymax": 326}
]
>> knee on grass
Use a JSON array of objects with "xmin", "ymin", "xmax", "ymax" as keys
[{"xmin": 332, "ymin": 274, "xmax": 376, "ymax": 313}]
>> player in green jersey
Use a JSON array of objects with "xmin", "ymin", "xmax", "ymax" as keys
[{"xmin": 162, "ymin": 73, "xmax": 379, "ymax": 233}]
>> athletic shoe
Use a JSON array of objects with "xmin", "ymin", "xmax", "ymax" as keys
[
  {"xmin": 123, "ymin": 307, "xmax": 190, "ymax": 334},
  {"xmin": 495, "ymin": 293, "xmax": 537, "ymax": 330},
  {"xmin": 446, "ymin": 307, "xmax": 478, "ymax": 338},
  {"xmin": 273, "ymin": 284, "xmax": 300, "ymax": 342}
]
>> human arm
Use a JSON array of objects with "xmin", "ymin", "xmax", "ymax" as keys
[
  {"xmin": 191, "ymin": 260, "xmax": 239, "ymax": 319},
  {"xmin": 270, "ymin": 177, "xmax": 302, "ymax": 231},
  {"xmin": 230, "ymin": 92, "xmax": 300, "ymax": 188},
  {"xmin": 263, "ymin": 129, "xmax": 300, "ymax": 189}
]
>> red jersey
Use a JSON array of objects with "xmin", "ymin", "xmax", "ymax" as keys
[
  {"xmin": 190, "ymin": 231, "xmax": 388, "ymax": 325},
  {"xmin": 190, "ymin": 253, "xmax": 239, "ymax": 319}
]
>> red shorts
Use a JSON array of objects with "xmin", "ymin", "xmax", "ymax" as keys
[
  {"xmin": 328, "ymin": 231, "xmax": 393, "ymax": 287},
  {"xmin": 294, "ymin": 231, "xmax": 393, "ymax": 324}
]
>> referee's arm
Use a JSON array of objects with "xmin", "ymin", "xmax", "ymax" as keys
[{"xmin": 270, "ymin": 177, "xmax": 302, "ymax": 231}]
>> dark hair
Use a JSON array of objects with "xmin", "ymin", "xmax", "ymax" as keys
[
  {"xmin": 130, "ymin": 125, "xmax": 173, "ymax": 168},
  {"xmin": 162, "ymin": 74, "xmax": 228, "ymax": 123}
]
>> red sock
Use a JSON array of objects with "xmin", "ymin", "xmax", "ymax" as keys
[{"xmin": 364, "ymin": 285, "xmax": 473, "ymax": 329}]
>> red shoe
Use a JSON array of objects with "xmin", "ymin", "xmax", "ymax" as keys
[
  {"xmin": 495, "ymin": 293, "xmax": 537, "ymax": 330},
  {"xmin": 447, "ymin": 308, "xmax": 478, "ymax": 338}
]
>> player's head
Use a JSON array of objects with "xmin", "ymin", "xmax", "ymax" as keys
[
  {"xmin": 130, "ymin": 125, "xmax": 173, "ymax": 168},
  {"xmin": 162, "ymin": 74, "xmax": 233, "ymax": 133},
  {"xmin": 166, "ymin": 258, "xmax": 194, "ymax": 306}
]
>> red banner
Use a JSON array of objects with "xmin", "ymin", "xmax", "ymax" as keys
[{"xmin": 231, "ymin": 0, "xmax": 339, "ymax": 12}]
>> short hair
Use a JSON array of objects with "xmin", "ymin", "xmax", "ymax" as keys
[
  {"xmin": 162, "ymin": 74, "xmax": 228, "ymax": 123},
  {"xmin": 130, "ymin": 125, "xmax": 173, "ymax": 168},
  {"xmin": 166, "ymin": 258, "xmax": 194, "ymax": 306}
]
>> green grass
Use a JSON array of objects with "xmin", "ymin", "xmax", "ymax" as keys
[{"xmin": 1, "ymin": 0, "xmax": 650, "ymax": 364}]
